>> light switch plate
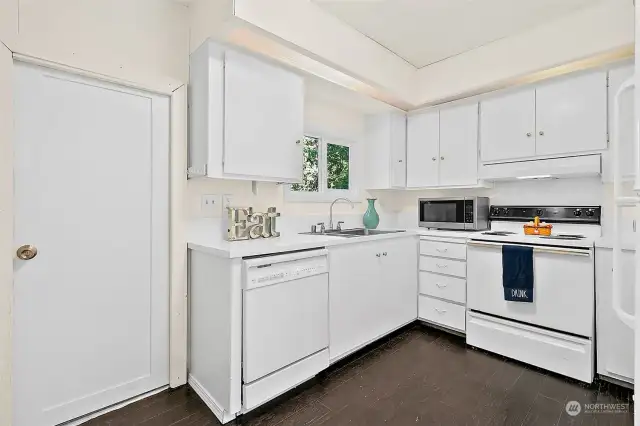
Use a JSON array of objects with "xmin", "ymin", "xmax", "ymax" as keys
[
  {"xmin": 222, "ymin": 194, "xmax": 234, "ymax": 209},
  {"xmin": 201, "ymin": 194, "xmax": 221, "ymax": 217}
]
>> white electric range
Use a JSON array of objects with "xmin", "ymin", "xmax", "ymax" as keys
[{"xmin": 466, "ymin": 205, "xmax": 601, "ymax": 383}]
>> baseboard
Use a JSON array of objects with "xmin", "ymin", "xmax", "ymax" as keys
[
  {"xmin": 59, "ymin": 385, "xmax": 169, "ymax": 426},
  {"xmin": 188, "ymin": 374, "xmax": 237, "ymax": 424}
]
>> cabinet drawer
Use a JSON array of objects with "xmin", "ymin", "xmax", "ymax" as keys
[
  {"xmin": 420, "ymin": 240, "xmax": 466, "ymax": 260},
  {"xmin": 419, "ymin": 296, "xmax": 465, "ymax": 332},
  {"xmin": 419, "ymin": 272, "xmax": 466, "ymax": 304},
  {"xmin": 419, "ymin": 256, "xmax": 466, "ymax": 278}
]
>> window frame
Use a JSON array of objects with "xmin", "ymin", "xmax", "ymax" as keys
[{"xmin": 284, "ymin": 132, "xmax": 359, "ymax": 203}]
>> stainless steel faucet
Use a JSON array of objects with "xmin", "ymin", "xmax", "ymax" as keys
[{"xmin": 329, "ymin": 198, "xmax": 355, "ymax": 230}]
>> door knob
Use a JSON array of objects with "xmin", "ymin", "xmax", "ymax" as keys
[{"xmin": 16, "ymin": 244, "xmax": 38, "ymax": 260}]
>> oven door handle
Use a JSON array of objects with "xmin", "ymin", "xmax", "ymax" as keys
[{"xmin": 467, "ymin": 240, "xmax": 592, "ymax": 257}]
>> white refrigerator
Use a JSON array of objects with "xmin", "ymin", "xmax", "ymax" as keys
[{"xmin": 612, "ymin": 3, "xmax": 639, "ymax": 423}]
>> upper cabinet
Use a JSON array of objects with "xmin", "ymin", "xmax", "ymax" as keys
[
  {"xmin": 364, "ymin": 112, "xmax": 407, "ymax": 189},
  {"xmin": 480, "ymin": 70, "xmax": 607, "ymax": 163},
  {"xmin": 407, "ymin": 103, "xmax": 479, "ymax": 188},
  {"xmin": 189, "ymin": 41, "xmax": 304, "ymax": 183},
  {"xmin": 479, "ymin": 89, "xmax": 536, "ymax": 162},
  {"xmin": 535, "ymin": 71, "xmax": 607, "ymax": 156}
]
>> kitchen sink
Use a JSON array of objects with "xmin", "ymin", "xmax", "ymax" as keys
[{"xmin": 300, "ymin": 228, "xmax": 406, "ymax": 238}]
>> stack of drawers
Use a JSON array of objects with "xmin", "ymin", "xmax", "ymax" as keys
[{"xmin": 418, "ymin": 237, "xmax": 467, "ymax": 333}]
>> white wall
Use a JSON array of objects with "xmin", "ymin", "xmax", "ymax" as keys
[
  {"xmin": 187, "ymin": 98, "xmax": 372, "ymax": 220},
  {"xmin": 0, "ymin": 42, "xmax": 14, "ymax": 426},
  {"xmin": 4, "ymin": 0, "xmax": 189, "ymax": 92},
  {"xmin": 414, "ymin": 0, "xmax": 634, "ymax": 105}
]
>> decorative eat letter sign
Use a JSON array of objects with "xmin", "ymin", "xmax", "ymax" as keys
[{"xmin": 226, "ymin": 207, "xmax": 281, "ymax": 241}]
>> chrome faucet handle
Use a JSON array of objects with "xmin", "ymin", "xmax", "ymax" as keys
[
  {"xmin": 336, "ymin": 221, "xmax": 345, "ymax": 231},
  {"xmin": 310, "ymin": 224, "xmax": 318, "ymax": 233},
  {"xmin": 316, "ymin": 222, "xmax": 325, "ymax": 233}
]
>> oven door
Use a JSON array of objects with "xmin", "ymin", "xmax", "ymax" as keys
[
  {"xmin": 466, "ymin": 240, "xmax": 594, "ymax": 338},
  {"xmin": 419, "ymin": 199, "xmax": 471, "ymax": 230}
]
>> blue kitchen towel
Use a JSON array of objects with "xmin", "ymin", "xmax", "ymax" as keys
[{"xmin": 502, "ymin": 245, "xmax": 534, "ymax": 302}]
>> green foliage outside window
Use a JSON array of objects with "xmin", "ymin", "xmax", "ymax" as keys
[
  {"xmin": 291, "ymin": 136, "xmax": 319, "ymax": 192},
  {"xmin": 327, "ymin": 143, "xmax": 349, "ymax": 190}
]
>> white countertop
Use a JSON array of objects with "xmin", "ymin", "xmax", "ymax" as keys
[{"xmin": 187, "ymin": 219, "xmax": 418, "ymax": 258}]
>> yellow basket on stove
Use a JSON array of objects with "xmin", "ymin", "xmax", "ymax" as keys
[{"xmin": 523, "ymin": 216, "xmax": 552, "ymax": 236}]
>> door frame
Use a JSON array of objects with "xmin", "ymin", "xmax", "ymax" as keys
[{"xmin": 1, "ymin": 52, "xmax": 188, "ymax": 424}]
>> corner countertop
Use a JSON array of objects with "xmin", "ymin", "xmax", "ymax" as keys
[{"xmin": 187, "ymin": 219, "xmax": 418, "ymax": 258}]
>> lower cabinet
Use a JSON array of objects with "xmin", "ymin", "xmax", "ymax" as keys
[
  {"xmin": 595, "ymin": 247, "xmax": 635, "ymax": 385},
  {"xmin": 418, "ymin": 237, "xmax": 468, "ymax": 333},
  {"xmin": 328, "ymin": 237, "xmax": 418, "ymax": 361}
]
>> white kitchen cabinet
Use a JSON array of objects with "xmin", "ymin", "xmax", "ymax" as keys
[
  {"xmin": 535, "ymin": 71, "xmax": 607, "ymax": 156},
  {"xmin": 407, "ymin": 111, "xmax": 439, "ymax": 187},
  {"xmin": 480, "ymin": 70, "xmax": 607, "ymax": 163},
  {"xmin": 328, "ymin": 237, "xmax": 418, "ymax": 361},
  {"xmin": 406, "ymin": 103, "xmax": 479, "ymax": 188},
  {"xmin": 439, "ymin": 103, "xmax": 479, "ymax": 186},
  {"xmin": 603, "ymin": 64, "xmax": 635, "ymax": 182},
  {"xmin": 364, "ymin": 112, "xmax": 407, "ymax": 189},
  {"xmin": 189, "ymin": 40, "xmax": 304, "ymax": 183},
  {"xmin": 596, "ymin": 247, "xmax": 635, "ymax": 384},
  {"xmin": 480, "ymin": 89, "xmax": 536, "ymax": 162}
]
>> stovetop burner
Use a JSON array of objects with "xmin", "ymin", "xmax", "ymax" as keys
[
  {"xmin": 540, "ymin": 234, "xmax": 586, "ymax": 240},
  {"xmin": 481, "ymin": 231, "xmax": 516, "ymax": 236}
]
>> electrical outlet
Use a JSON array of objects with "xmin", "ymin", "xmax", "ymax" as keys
[
  {"xmin": 201, "ymin": 194, "xmax": 221, "ymax": 217},
  {"xmin": 222, "ymin": 194, "xmax": 234, "ymax": 210}
]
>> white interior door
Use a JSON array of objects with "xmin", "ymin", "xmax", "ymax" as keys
[
  {"xmin": 407, "ymin": 111, "xmax": 439, "ymax": 187},
  {"xmin": 223, "ymin": 50, "xmax": 304, "ymax": 182},
  {"xmin": 12, "ymin": 63, "xmax": 169, "ymax": 426},
  {"xmin": 439, "ymin": 103, "xmax": 479, "ymax": 186}
]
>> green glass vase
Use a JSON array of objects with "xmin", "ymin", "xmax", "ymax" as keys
[{"xmin": 363, "ymin": 198, "xmax": 380, "ymax": 229}]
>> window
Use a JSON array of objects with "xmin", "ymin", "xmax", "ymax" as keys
[{"xmin": 286, "ymin": 135, "xmax": 357, "ymax": 202}]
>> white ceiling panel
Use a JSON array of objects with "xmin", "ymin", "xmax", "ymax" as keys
[{"xmin": 312, "ymin": 0, "xmax": 602, "ymax": 68}]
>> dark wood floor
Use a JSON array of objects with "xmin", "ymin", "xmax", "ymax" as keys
[{"xmin": 83, "ymin": 324, "xmax": 633, "ymax": 426}]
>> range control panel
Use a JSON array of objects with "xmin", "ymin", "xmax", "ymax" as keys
[{"xmin": 489, "ymin": 205, "xmax": 601, "ymax": 224}]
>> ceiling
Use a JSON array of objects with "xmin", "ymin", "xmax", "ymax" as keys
[
  {"xmin": 305, "ymin": 75, "xmax": 397, "ymax": 114},
  {"xmin": 312, "ymin": 0, "xmax": 602, "ymax": 68}
]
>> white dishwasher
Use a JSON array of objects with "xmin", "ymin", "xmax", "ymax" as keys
[{"xmin": 242, "ymin": 249, "xmax": 329, "ymax": 411}]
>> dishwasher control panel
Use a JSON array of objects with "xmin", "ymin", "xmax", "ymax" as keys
[{"xmin": 244, "ymin": 252, "xmax": 328, "ymax": 290}]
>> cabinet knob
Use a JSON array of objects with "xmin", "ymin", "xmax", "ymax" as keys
[
  {"xmin": 432, "ymin": 157, "xmax": 436, "ymax": 161},
  {"xmin": 539, "ymin": 131, "xmax": 544, "ymax": 136},
  {"xmin": 526, "ymin": 132, "xmax": 532, "ymax": 137},
  {"xmin": 398, "ymin": 159, "xmax": 403, "ymax": 163},
  {"xmin": 440, "ymin": 156, "xmax": 444, "ymax": 160},
  {"xmin": 296, "ymin": 140, "xmax": 301, "ymax": 145},
  {"xmin": 376, "ymin": 253, "xmax": 381, "ymax": 258},
  {"xmin": 383, "ymin": 252, "xmax": 387, "ymax": 256}
]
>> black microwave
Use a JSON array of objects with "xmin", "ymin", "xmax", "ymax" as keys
[{"xmin": 418, "ymin": 197, "xmax": 489, "ymax": 230}]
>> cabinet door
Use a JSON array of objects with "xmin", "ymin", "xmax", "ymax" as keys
[
  {"xmin": 407, "ymin": 111, "xmax": 439, "ymax": 187},
  {"xmin": 329, "ymin": 242, "xmax": 381, "ymax": 361},
  {"xmin": 595, "ymin": 248, "xmax": 635, "ymax": 383},
  {"xmin": 379, "ymin": 238, "xmax": 418, "ymax": 335},
  {"xmin": 480, "ymin": 89, "xmax": 536, "ymax": 162},
  {"xmin": 603, "ymin": 65, "xmax": 635, "ymax": 182},
  {"xmin": 535, "ymin": 71, "xmax": 607, "ymax": 156},
  {"xmin": 364, "ymin": 114, "xmax": 391, "ymax": 189},
  {"xmin": 223, "ymin": 50, "xmax": 304, "ymax": 181},
  {"xmin": 439, "ymin": 103, "xmax": 479, "ymax": 186},
  {"xmin": 389, "ymin": 113, "xmax": 407, "ymax": 188}
]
